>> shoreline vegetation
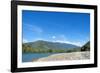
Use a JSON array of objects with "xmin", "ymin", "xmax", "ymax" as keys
[{"xmin": 32, "ymin": 51, "xmax": 90, "ymax": 62}]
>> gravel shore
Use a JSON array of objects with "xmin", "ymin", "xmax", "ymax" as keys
[{"xmin": 33, "ymin": 51, "xmax": 90, "ymax": 62}]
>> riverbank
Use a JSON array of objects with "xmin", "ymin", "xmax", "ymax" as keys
[{"xmin": 33, "ymin": 51, "xmax": 90, "ymax": 62}]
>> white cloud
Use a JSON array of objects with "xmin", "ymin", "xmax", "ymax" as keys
[
  {"xmin": 55, "ymin": 40, "xmax": 83, "ymax": 47},
  {"xmin": 32, "ymin": 25, "xmax": 43, "ymax": 34},
  {"xmin": 52, "ymin": 34, "xmax": 67, "ymax": 41},
  {"xmin": 24, "ymin": 24, "xmax": 43, "ymax": 34},
  {"xmin": 52, "ymin": 36, "xmax": 56, "ymax": 39},
  {"xmin": 51, "ymin": 34, "xmax": 84, "ymax": 47}
]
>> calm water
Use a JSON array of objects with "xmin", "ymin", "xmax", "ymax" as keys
[{"xmin": 22, "ymin": 53, "xmax": 56, "ymax": 62}]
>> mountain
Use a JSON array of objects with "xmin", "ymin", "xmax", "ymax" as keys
[
  {"xmin": 24, "ymin": 40, "xmax": 79, "ymax": 50},
  {"xmin": 81, "ymin": 41, "xmax": 90, "ymax": 51},
  {"xmin": 22, "ymin": 40, "xmax": 80, "ymax": 53}
]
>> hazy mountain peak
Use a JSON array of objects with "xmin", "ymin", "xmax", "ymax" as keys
[{"xmin": 24, "ymin": 40, "xmax": 80, "ymax": 50}]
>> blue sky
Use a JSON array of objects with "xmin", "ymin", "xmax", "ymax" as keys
[{"xmin": 22, "ymin": 10, "xmax": 90, "ymax": 46}]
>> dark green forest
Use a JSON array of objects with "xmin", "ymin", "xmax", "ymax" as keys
[{"xmin": 81, "ymin": 41, "xmax": 90, "ymax": 51}]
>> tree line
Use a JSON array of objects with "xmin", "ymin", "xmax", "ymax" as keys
[{"xmin": 22, "ymin": 44, "xmax": 81, "ymax": 53}]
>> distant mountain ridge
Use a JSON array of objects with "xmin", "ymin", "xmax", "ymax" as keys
[
  {"xmin": 22, "ymin": 40, "xmax": 90, "ymax": 53},
  {"xmin": 24, "ymin": 40, "xmax": 79, "ymax": 50}
]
